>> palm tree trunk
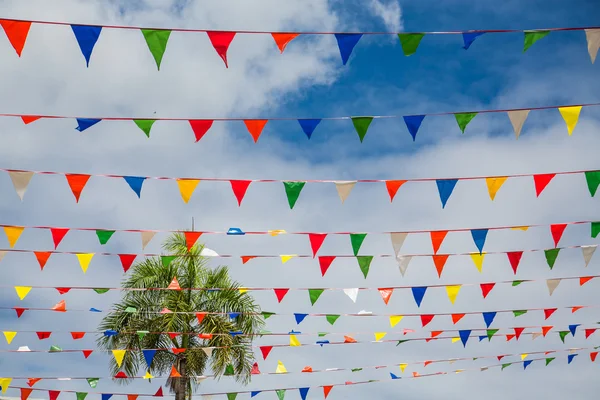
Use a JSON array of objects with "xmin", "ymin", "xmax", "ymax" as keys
[{"xmin": 174, "ymin": 358, "xmax": 188, "ymax": 400}]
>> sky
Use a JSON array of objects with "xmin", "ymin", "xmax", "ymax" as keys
[{"xmin": 0, "ymin": 0, "xmax": 599, "ymax": 399}]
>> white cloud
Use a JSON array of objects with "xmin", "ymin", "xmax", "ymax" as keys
[{"xmin": 367, "ymin": 0, "xmax": 403, "ymax": 32}]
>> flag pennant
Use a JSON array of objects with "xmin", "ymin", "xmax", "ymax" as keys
[
  {"xmin": 280, "ymin": 255, "xmax": 297, "ymax": 264},
  {"xmin": 243, "ymin": 120, "xmax": 268, "ymax": 143},
  {"xmin": 112, "ymin": 350, "xmax": 126, "ymax": 367},
  {"xmin": 308, "ymin": 289, "xmax": 325, "ymax": 306},
  {"xmin": 170, "ymin": 365, "xmax": 181, "ymax": 378},
  {"xmin": 52, "ymin": 300, "xmax": 67, "ymax": 312},
  {"xmin": 75, "ymin": 118, "xmax": 101, "ymax": 132},
  {"xmin": 290, "ymin": 335, "xmax": 301, "ymax": 347},
  {"xmin": 486, "ymin": 329, "xmax": 499, "ymax": 341},
  {"xmin": 276, "ymin": 390, "xmax": 285, "ymax": 400},
  {"xmin": 374, "ymin": 332, "xmax": 387, "ymax": 341},
  {"xmin": 357, "ymin": 256, "xmax": 373, "ymax": 278},
  {"xmin": 351, "ymin": 117, "xmax": 373, "ymax": 142},
  {"xmin": 3, "ymin": 331, "xmax": 16, "ymax": 344},
  {"xmin": 569, "ymin": 324, "xmax": 579, "ymax": 336},
  {"xmin": 585, "ymin": 171, "xmax": 600, "ymax": 197},
  {"xmin": 550, "ymin": 224, "xmax": 567, "ymax": 247},
  {"xmin": 318, "ymin": 256, "xmax": 336, "ymax": 276},
  {"xmin": 389, "ymin": 315, "xmax": 403, "ymax": 327},
  {"xmin": 379, "ymin": 288, "xmax": 394, "ymax": 305},
  {"xmin": 506, "ymin": 251, "xmax": 523, "ymax": 274},
  {"xmin": 334, "ymin": 181, "xmax": 356, "ymax": 203},
  {"xmin": 0, "ymin": 20, "xmax": 31, "ymax": 56},
  {"xmin": 184, "ymin": 231, "xmax": 202, "ymax": 250},
  {"xmin": 9, "ymin": 170, "xmax": 34, "ymax": 201},
  {"xmin": 298, "ymin": 388, "xmax": 309, "ymax": 400},
  {"xmin": 593, "ymin": 222, "xmax": 600, "ymax": 238},
  {"xmin": 568, "ymin": 354, "xmax": 578, "ymax": 364},
  {"xmin": 15, "ymin": 286, "xmax": 31, "ymax": 300},
  {"xmin": 133, "ymin": 120, "xmax": 155, "ymax": 138},
  {"xmin": 483, "ymin": 312, "xmax": 496, "ymax": 328},
  {"xmin": 403, "ymin": 115, "xmax": 425, "ymax": 141},
  {"xmin": 507, "ymin": 110, "xmax": 530, "ymax": 139},
  {"xmin": 0, "ymin": 378, "xmax": 12, "ymax": 394},
  {"xmin": 436, "ymin": 179, "xmax": 458, "ymax": 208},
  {"xmin": 260, "ymin": 346, "xmax": 273, "ymax": 360},
  {"xmin": 82, "ymin": 350, "xmax": 93, "ymax": 358},
  {"xmin": 545, "ymin": 357, "xmax": 555, "ymax": 366},
  {"xmin": 471, "ymin": 229, "xmax": 488, "ymax": 254},
  {"xmin": 335, "ymin": 34, "xmax": 362, "ymax": 65},
  {"xmin": 480, "ymin": 283, "xmax": 495, "ymax": 299},
  {"xmin": 454, "ymin": 113, "xmax": 477, "ymax": 133},
  {"xmin": 485, "ymin": 177, "xmax": 507, "ymax": 200},
  {"xmin": 412, "ymin": 286, "xmax": 427, "ymax": 307},
  {"xmin": 283, "ymin": 181, "xmax": 305, "ymax": 209},
  {"xmin": 459, "ymin": 330, "xmax": 471, "ymax": 347},
  {"xmin": 65, "ymin": 174, "xmax": 91, "ymax": 202},
  {"xmin": 546, "ymin": 279, "xmax": 561, "ymax": 295},
  {"xmin": 96, "ymin": 230, "xmax": 115, "ymax": 245},
  {"xmin": 21, "ymin": 115, "xmax": 41, "ymax": 124},
  {"xmin": 274, "ymin": 288, "xmax": 289, "ymax": 303},
  {"xmin": 241, "ymin": 256, "xmax": 256, "ymax": 264},
  {"xmin": 585, "ymin": 29, "xmax": 600, "ymax": 63},
  {"xmin": 581, "ymin": 276, "xmax": 594, "ymax": 286},
  {"xmin": 462, "ymin": 31, "xmax": 485, "ymax": 49},
  {"xmin": 188, "ymin": 119, "xmax": 214, "ymax": 142},
  {"xmin": 154, "ymin": 388, "xmax": 163, "ymax": 397},
  {"xmin": 350, "ymin": 233, "xmax": 367, "ymax": 256},
  {"xmin": 323, "ymin": 386, "xmax": 333, "ymax": 399},
  {"xmin": 421, "ymin": 314, "xmax": 434, "ymax": 327},
  {"xmin": 544, "ymin": 248, "xmax": 560, "ymax": 269},
  {"xmin": 385, "ymin": 180, "xmax": 407, "ymax": 201},
  {"xmin": 398, "ymin": 33, "xmax": 424, "ymax": 56},
  {"xmin": 533, "ymin": 173, "xmax": 555, "ymax": 196},
  {"xmin": 308, "ymin": 233, "xmax": 327, "ymax": 257},
  {"xmin": 430, "ymin": 230, "xmax": 448, "ymax": 254},
  {"xmin": 446, "ymin": 285, "xmax": 461, "ymax": 304},
  {"xmin": 343, "ymin": 288, "xmax": 359, "ymax": 303},
  {"xmin": 585, "ymin": 329, "xmax": 597, "ymax": 339},
  {"xmin": 71, "ymin": 332, "xmax": 85, "ymax": 340},
  {"xmin": 207, "ymin": 31, "xmax": 236, "ymax": 67},
  {"xmin": 275, "ymin": 360, "xmax": 287, "ymax": 374},
  {"xmin": 117, "ymin": 254, "xmax": 136, "ymax": 273},
  {"xmin": 471, "ymin": 253, "xmax": 486, "ymax": 272},
  {"xmin": 76, "ymin": 253, "xmax": 94, "ymax": 273},
  {"xmin": 21, "ymin": 388, "xmax": 33, "ymax": 400},
  {"xmin": 271, "ymin": 32, "xmax": 299, "ymax": 53},
  {"xmin": 176, "ymin": 179, "xmax": 200, "ymax": 204},
  {"xmin": 559, "ymin": 331, "xmax": 569, "ymax": 343},
  {"xmin": 524, "ymin": 30, "xmax": 550, "ymax": 52},
  {"xmin": 142, "ymin": 29, "xmax": 171, "ymax": 70},
  {"xmin": 4, "ymin": 226, "xmax": 24, "ymax": 248},
  {"xmin": 452, "ymin": 313, "xmax": 465, "ymax": 324},
  {"xmin": 123, "ymin": 176, "xmax": 145, "ymax": 198},
  {"xmin": 71, "ymin": 25, "xmax": 102, "ymax": 67},
  {"xmin": 168, "ymin": 277, "xmax": 181, "ymax": 290},
  {"xmin": 294, "ymin": 313, "xmax": 308, "ymax": 324},
  {"xmin": 514, "ymin": 327, "xmax": 525, "ymax": 340},
  {"xmin": 141, "ymin": 231, "xmax": 156, "ymax": 250},
  {"xmin": 558, "ymin": 106, "xmax": 582, "ymax": 136},
  {"xmin": 295, "ymin": 118, "xmax": 322, "ymax": 139},
  {"xmin": 544, "ymin": 308, "xmax": 557, "ymax": 319},
  {"xmin": 432, "ymin": 255, "xmax": 449, "ymax": 277},
  {"xmin": 390, "ymin": 232, "xmax": 408, "ymax": 256},
  {"xmin": 35, "ymin": 251, "xmax": 51, "ymax": 269},
  {"xmin": 36, "ymin": 331, "xmax": 51, "ymax": 340}
]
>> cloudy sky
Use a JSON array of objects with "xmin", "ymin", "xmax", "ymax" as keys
[{"xmin": 0, "ymin": 0, "xmax": 599, "ymax": 399}]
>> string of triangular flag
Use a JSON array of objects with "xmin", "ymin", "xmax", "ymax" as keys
[{"xmin": 1, "ymin": 18, "xmax": 599, "ymax": 67}]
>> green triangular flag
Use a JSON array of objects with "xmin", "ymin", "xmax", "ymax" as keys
[
  {"xmin": 76, "ymin": 393, "xmax": 88, "ymax": 400},
  {"xmin": 591, "ymin": 222, "xmax": 600, "ymax": 239},
  {"xmin": 351, "ymin": 368, "xmax": 363, "ymax": 372},
  {"xmin": 96, "ymin": 230, "xmax": 115, "ymax": 245},
  {"xmin": 559, "ymin": 330, "xmax": 569, "ymax": 343},
  {"xmin": 512, "ymin": 280, "xmax": 524, "ymax": 287},
  {"xmin": 486, "ymin": 329, "xmax": 498, "ymax": 341},
  {"xmin": 396, "ymin": 339, "xmax": 409, "ymax": 346},
  {"xmin": 283, "ymin": 181, "xmax": 306, "ymax": 209},
  {"xmin": 261, "ymin": 311, "xmax": 275, "ymax": 319},
  {"xmin": 513, "ymin": 310, "xmax": 527, "ymax": 317},
  {"xmin": 125, "ymin": 307, "xmax": 138, "ymax": 313},
  {"xmin": 259, "ymin": 330, "xmax": 271, "ymax": 336},
  {"xmin": 134, "ymin": 120, "xmax": 156, "ymax": 138},
  {"xmin": 326, "ymin": 314, "xmax": 340, "ymax": 325},
  {"xmin": 86, "ymin": 378, "xmax": 99, "ymax": 388},
  {"xmin": 585, "ymin": 171, "xmax": 600, "ymax": 197},
  {"xmin": 93, "ymin": 288, "xmax": 110, "ymax": 294},
  {"xmin": 49, "ymin": 345, "xmax": 62, "ymax": 352},
  {"xmin": 308, "ymin": 289, "xmax": 325, "ymax": 306},
  {"xmin": 318, "ymin": 332, "xmax": 329, "ymax": 337},
  {"xmin": 227, "ymin": 394, "xmax": 237, "ymax": 400},
  {"xmin": 544, "ymin": 248, "xmax": 560, "ymax": 269},
  {"xmin": 142, "ymin": 29, "xmax": 172, "ymax": 70},
  {"xmin": 276, "ymin": 389, "xmax": 285, "ymax": 400},
  {"xmin": 161, "ymin": 255, "xmax": 176, "ymax": 267},
  {"xmin": 398, "ymin": 33, "xmax": 425, "ymax": 56},
  {"xmin": 350, "ymin": 233, "xmax": 367, "ymax": 256},
  {"xmin": 351, "ymin": 117, "xmax": 373, "ymax": 142},
  {"xmin": 137, "ymin": 330, "xmax": 148, "ymax": 340},
  {"xmin": 454, "ymin": 113, "xmax": 477, "ymax": 133},
  {"xmin": 501, "ymin": 363, "xmax": 512, "ymax": 371},
  {"xmin": 524, "ymin": 30, "xmax": 550, "ymax": 52},
  {"xmin": 545, "ymin": 357, "xmax": 555, "ymax": 366},
  {"xmin": 357, "ymin": 256, "xmax": 373, "ymax": 278},
  {"xmin": 224, "ymin": 364, "xmax": 235, "ymax": 376}
]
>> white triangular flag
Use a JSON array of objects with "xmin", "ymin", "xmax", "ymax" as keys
[
  {"xmin": 17, "ymin": 346, "xmax": 31, "ymax": 352},
  {"xmin": 200, "ymin": 247, "xmax": 219, "ymax": 257},
  {"xmin": 334, "ymin": 181, "xmax": 356, "ymax": 203},
  {"xmin": 0, "ymin": 251, "xmax": 5, "ymax": 263},
  {"xmin": 546, "ymin": 279, "xmax": 561, "ymax": 295},
  {"xmin": 202, "ymin": 347, "xmax": 214, "ymax": 356},
  {"xmin": 585, "ymin": 29, "xmax": 600, "ymax": 64},
  {"xmin": 141, "ymin": 231, "xmax": 156, "ymax": 249},
  {"xmin": 396, "ymin": 255, "xmax": 412, "ymax": 276},
  {"xmin": 343, "ymin": 288, "xmax": 359, "ymax": 303},
  {"xmin": 358, "ymin": 310, "xmax": 372, "ymax": 315},
  {"xmin": 8, "ymin": 171, "xmax": 34, "ymax": 201},
  {"xmin": 390, "ymin": 232, "xmax": 408, "ymax": 256},
  {"xmin": 532, "ymin": 332, "xmax": 542, "ymax": 340},
  {"xmin": 582, "ymin": 245, "xmax": 597, "ymax": 267},
  {"xmin": 507, "ymin": 110, "xmax": 530, "ymax": 139}
]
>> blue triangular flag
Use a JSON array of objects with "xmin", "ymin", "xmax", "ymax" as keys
[
  {"xmin": 483, "ymin": 312, "xmax": 496, "ymax": 328},
  {"xmin": 569, "ymin": 324, "xmax": 580, "ymax": 336},
  {"xmin": 334, "ymin": 33, "xmax": 363, "ymax": 65},
  {"xmin": 123, "ymin": 176, "xmax": 146, "ymax": 198},
  {"xmin": 298, "ymin": 119, "xmax": 321, "ymax": 139},
  {"xmin": 390, "ymin": 372, "xmax": 400, "ymax": 379},
  {"xmin": 462, "ymin": 32, "xmax": 485, "ymax": 49},
  {"xmin": 71, "ymin": 25, "xmax": 102, "ymax": 66},
  {"xmin": 436, "ymin": 179, "xmax": 458, "ymax": 208},
  {"xmin": 470, "ymin": 229, "xmax": 489, "ymax": 254},
  {"xmin": 411, "ymin": 286, "xmax": 427, "ymax": 307},
  {"xmin": 143, "ymin": 349, "xmax": 156, "ymax": 367},
  {"xmin": 568, "ymin": 354, "xmax": 578, "ymax": 364},
  {"xmin": 102, "ymin": 395, "xmax": 113, "ymax": 400},
  {"xmin": 75, "ymin": 118, "xmax": 101, "ymax": 132},
  {"xmin": 227, "ymin": 227, "xmax": 245, "ymax": 235},
  {"xmin": 251, "ymin": 391, "xmax": 261, "ymax": 397},
  {"xmin": 289, "ymin": 330, "xmax": 300, "ymax": 334},
  {"xmin": 229, "ymin": 312, "xmax": 240, "ymax": 319},
  {"xmin": 459, "ymin": 330, "xmax": 471, "ymax": 347},
  {"xmin": 403, "ymin": 115, "xmax": 425, "ymax": 141},
  {"xmin": 89, "ymin": 308, "xmax": 102, "ymax": 312},
  {"xmin": 523, "ymin": 360, "xmax": 533, "ymax": 369},
  {"xmin": 316, "ymin": 340, "xmax": 329, "ymax": 346},
  {"xmin": 478, "ymin": 335, "xmax": 487, "ymax": 341},
  {"xmin": 299, "ymin": 388, "xmax": 309, "ymax": 400},
  {"xmin": 294, "ymin": 313, "xmax": 308, "ymax": 324},
  {"xmin": 229, "ymin": 331, "xmax": 243, "ymax": 337},
  {"xmin": 104, "ymin": 330, "xmax": 118, "ymax": 337}
]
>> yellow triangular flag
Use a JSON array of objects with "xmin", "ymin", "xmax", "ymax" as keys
[
  {"xmin": 112, "ymin": 349, "xmax": 126, "ymax": 367},
  {"xmin": 268, "ymin": 230, "xmax": 286, "ymax": 236},
  {"xmin": 3, "ymin": 331, "xmax": 17, "ymax": 344},
  {"xmin": 511, "ymin": 226, "xmax": 529, "ymax": 231},
  {"xmin": 485, "ymin": 177, "xmax": 507, "ymax": 201},
  {"xmin": 451, "ymin": 337, "xmax": 461, "ymax": 343},
  {"xmin": 585, "ymin": 29, "xmax": 600, "ymax": 64},
  {"xmin": 143, "ymin": 371, "xmax": 154, "ymax": 380},
  {"xmin": 558, "ymin": 106, "xmax": 582, "ymax": 136},
  {"xmin": 470, "ymin": 252, "xmax": 486, "ymax": 272},
  {"xmin": 374, "ymin": 332, "xmax": 387, "ymax": 342},
  {"xmin": 239, "ymin": 287, "xmax": 247, "ymax": 294},
  {"xmin": 389, "ymin": 315, "xmax": 404, "ymax": 328},
  {"xmin": 14, "ymin": 286, "xmax": 32, "ymax": 300},
  {"xmin": 399, "ymin": 363, "xmax": 408, "ymax": 373},
  {"xmin": 290, "ymin": 334, "xmax": 300, "ymax": 347},
  {"xmin": 521, "ymin": 353, "xmax": 528, "ymax": 360},
  {"xmin": 4, "ymin": 226, "xmax": 24, "ymax": 248},
  {"xmin": 176, "ymin": 179, "xmax": 200, "ymax": 203},
  {"xmin": 275, "ymin": 360, "xmax": 287, "ymax": 374},
  {"xmin": 0, "ymin": 378, "xmax": 12, "ymax": 394},
  {"xmin": 76, "ymin": 253, "xmax": 95, "ymax": 273},
  {"xmin": 445, "ymin": 285, "xmax": 461, "ymax": 304},
  {"xmin": 280, "ymin": 255, "xmax": 297, "ymax": 264}
]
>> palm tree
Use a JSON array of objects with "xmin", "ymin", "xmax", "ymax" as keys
[{"xmin": 97, "ymin": 233, "xmax": 265, "ymax": 400}]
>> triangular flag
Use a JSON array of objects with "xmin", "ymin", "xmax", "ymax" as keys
[
  {"xmin": 550, "ymin": 224, "xmax": 567, "ymax": 247},
  {"xmin": 229, "ymin": 180, "xmax": 251, "ymax": 206},
  {"xmin": 76, "ymin": 253, "xmax": 94, "ymax": 273},
  {"xmin": 412, "ymin": 287, "xmax": 427, "ymax": 307},
  {"xmin": 290, "ymin": 335, "xmax": 300, "ymax": 347},
  {"xmin": 374, "ymin": 332, "xmax": 387, "ymax": 341},
  {"xmin": 471, "ymin": 252, "xmax": 486, "ymax": 272},
  {"xmin": 318, "ymin": 256, "xmax": 335, "ymax": 276},
  {"xmin": 326, "ymin": 314, "xmax": 340, "ymax": 326},
  {"xmin": 334, "ymin": 181, "xmax": 356, "ymax": 203},
  {"xmin": 260, "ymin": 346, "xmax": 273, "ymax": 360},
  {"xmin": 96, "ymin": 230, "xmax": 115, "ymax": 245},
  {"xmin": 276, "ymin": 390, "xmax": 285, "ymax": 400},
  {"xmin": 207, "ymin": 31, "xmax": 236, "ymax": 67},
  {"xmin": 385, "ymin": 180, "xmax": 407, "ymax": 201},
  {"xmin": 585, "ymin": 29, "xmax": 600, "ymax": 63},
  {"xmin": 154, "ymin": 388, "xmax": 163, "ymax": 397},
  {"xmin": 297, "ymin": 119, "xmax": 321, "ymax": 139},
  {"xmin": 21, "ymin": 115, "xmax": 41, "ymax": 124},
  {"xmin": 523, "ymin": 30, "xmax": 550, "ymax": 52},
  {"xmin": 462, "ymin": 31, "xmax": 485, "ymax": 49},
  {"xmin": 184, "ymin": 231, "xmax": 202, "ymax": 250},
  {"xmin": 544, "ymin": 308, "xmax": 557, "ymax": 319},
  {"xmin": 119, "ymin": 254, "xmax": 136, "ymax": 272},
  {"xmin": 514, "ymin": 327, "xmax": 525, "ymax": 340},
  {"xmin": 379, "ymin": 288, "xmax": 393, "ymax": 305},
  {"xmin": 459, "ymin": 330, "xmax": 471, "ymax": 347},
  {"xmin": 390, "ymin": 315, "xmax": 403, "ymax": 327},
  {"xmin": 432, "ymin": 255, "xmax": 449, "ymax": 277},
  {"xmin": 397, "ymin": 255, "xmax": 412, "ymax": 276},
  {"xmin": 14, "ymin": 286, "xmax": 31, "ymax": 300},
  {"xmin": 275, "ymin": 360, "xmax": 287, "ymax": 374},
  {"xmin": 357, "ymin": 256, "xmax": 373, "ymax": 278},
  {"xmin": 274, "ymin": 288, "xmax": 289, "ymax": 303},
  {"xmin": 34, "ymin": 252, "xmax": 51, "ymax": 270},
  {"xmin": 421, "ymin": 314, "xmax": 434, "ymax": 327},
  {"xmin": 343, "ymin": 288, "xmax": 359, "ymax": 303},
  {"xmin": 580, "ymin": 276, "xmax": 594, "ymax": 286},
  {"xmin": 188, "ymin": 119, "xmax": 213, "ymax": 142},
  {"xmin": 294, "ymin": 313, "xmax": 308, "ymax": 324},
  {"xmin": 142, "ymin": 29, "xmax": 171, "ymax": 70},
  {"xmin": 75, "ymin": 118, "xmax": 101, "ymax": 132},
  {"xmin": 436, "ymin": 179, "xmax": 458, "ymax": 208},
  {"xmin": 568, "ymin": 354, "xmax": 578, "ymax": 364},
  {"xmin": 350, "ymin": 233, "xmax": 367, "ymax": 256},
  {"xmin": 351, "ymin": 117, "xmax": 373, "ymax": 142},
  {"xmin": 3, "ymin": 331, "xmax": 16, "ymax": 344},
  {"xmin": 390, "ymin": 232, "xmax": 408, "ymax": 256},
  {"xmin": 545, "ymin": 248, "xmax": 560, "ymax": 269},
  {"xmin": 483, "ymin": 312, "xmax": 496, "ymax": 328},
  {"xmin": 582, "ymin": 245, "xmax": 597, "ymax": 267},
  {"xmin": 271, "ymin": 33, "xmax": 299, "ymax": 53},
  {"xmin": 471, "ymin": 229, "xmax": 488, "ymax": 254},
  {"xmin": 559, "ymin": 331, "xmax": 569, "ymax": 343},
  {"xmin": 134, "ymin": 120, "xmax": 155, "ymax": 137},
  {"xmin": 21, "ymin": 388, "xmax": 33, "ymax": 400},
  {"xmin": 112, "ymin": 350, "xmax": 126, "ymax": 367},
  {"xmin": 241, "ymin": 256, "xmax": 256, "ymax": 264},
  {"xmin": 480, "ymin": 283, "xmax": 495, "ymax": 299},
  {"xmin": 243, "ymin": 119, "xmax": 268, "ymax": 143},
  {"xmin": 585, "ymin": 329, "xmax": 597, "ymax": 339},
  {"xmin": 0, "ymin": 20, "xmax": 31, "ymax": 56},
  {"xmin": 335, "ymin": 34, "xmax": 362, "ymax": 65},
  {"xmin": 298, "ymin": 388, "xmax": 309, "ymax": 400},
  {"xmin": 170, "ymin": 365, "xmax": 181, "ymax": 377},
  {"xmin": 176, "ymin": 179, "xmax": 200, "ymax": 203},
  {"xmin": 141, "ymin": 231, "xmax": 156, "ymax": 249},
  {"xmin": 547, "ymin": 279, "xmax": 561, "ymax": 295},
  {"xmin": 507, "ymin": 110, "xmax": 530, "ymax": 139},
  {"xmin": 545, "ymin": 357, "xmax": 555, "ymax": 366},
  {"xmin": 82, "ymin": 350, "xmax": 93, "ymax": 358},
  {"xmin": 486, "ymin": 329, "xmax": 499, "ymax": 341},
  {"xmin": 123, "ymin": 176, "xmax": 145, "ymax": 198},
  {"xmin": 398, "ymin": 33, "xmax": 424, "ymax": 56},
  {"xmin": 430, "ymin": 230, "xmax": 448, "ymax": 254},
  {"xmin": 454, "ymin": 113, "xmax": 477, "ymax": 133},
  {"xmin": 452, "ymin": 313, "xmax": 465, "ymax": 324},
  {"xmin": 403, "ymin": 115, "xmax": 425, "ymax": 141},
  {"xmin": 569, "ymin": 324, "xmax": 579, "ymax": 336},
  {"xmin": 308, "ymin": 233, "xmax": 327, "ymax": 257},
  {"xmin": 65, "ymin": 174, "xmax": 91, "ymax": 202},
  {"xmin": 168, "ymin": 277, "xmax": 181, "ymax": 290},
  {"xmin": 558, "ymin": 106, "xmax": 582, "ymax": 136},
  {"xmin": 593, "ymin": 222, "xmax": 600, "ymax": 238},
  {"xmin": 4, "ymin": 226, "xmax": 24, "ymax": 248},
  {"xmin": 283, "ymin": 181, "xmax": 305, "ymax": 209},
  {"xmin": 0, "ymin": 378, "xmax": 12, "ymax": 394},
  {"xmin": 446, "ymin": 285, "xmax": 461, "ymax": 304},
  {"xmin": 308, "ymin": 289, "xmax": 325, "ymax": 306},
  {"xmin": 585, "ymin": 171, "xmax": 600, "ymax": 197},
  {"xmin": 323, "ymin": 386, "xmax": 333, "ymax": 399},
  {"xmin": 8, "ymin": 171, "xmax": 34, "ymax": 201},
  {"xmin": 71, "ymin": 25, "xmax": 102, "ymax": 66},
  {"xmin": 280, "ymin": 255, "xmax": 297, "ymax": 264},
  {"xmin": 485, "ymin": 176, "xmax": 509, "ymax": 202},
  {"xmin": 533, "ymin": 173, "xmax": 555, "ymax": 196},
  {"xmin": 506, "ymin": 251, "xmax": 523, "ymax": 274}
]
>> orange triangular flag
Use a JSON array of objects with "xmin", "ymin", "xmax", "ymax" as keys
[
  {"xmin": 21, "ymin": 115, "xmax": 41, "ymax": 124},
  {"xmin": 170, "ymin": 365, "xmax": 182, "ymax": 377},
  {"xmin": 452, "ymin": 313, "xmax": 465, "ymax": 324},
  {"xmin": 20, "ymin": 388, "xmax": 33, "ymax": 400},
  {"xmin": 542, "ymin": 326, "xmax": 553, "ymax": 337},
  {"xmin": 580, "ymin": 276, "xmax": 594, "ymax": 286},
  {"xmin": 0, "ymin": 19, "xmax": 31, "ymax": 56},
  {"xmin": 432, "ymin": 254, "xmax": 449, "ymax": 277},
  {"xmin": 244, "ymin": 120, "xmax": 268, "ymax": 142},
  {"xmin": 378, "ymin": 288, "xmax": 393, "ymax": 305},
  {"xmin": 184, "ymin": 231, "xmax": 202, "ymax": 250},
  {"xmin": 241, "ymin": 256, "xmax": 256, "ymax": 264},
  {"xmin": 34, "ymin": 251, "xmax": 51, "ymax": 270},
  {"xmin": 52, "ymin": 300, "xmax": 66, "ymax": 312},
  {"xmin": 168, "ymin": 277, "xmax": 181, "ymax": 290},
  {"xmin": 323, "ymin": 386, "xmax": 333, "ymax": 399},
  {"xmin": 65, "ymin": 174, "xmax": 91, "ymax": 203},
  {"xmin": 271, "ymin": 33, "xmax": 299, "ymax": 53},
  {"xmin": 385, "ymin": 180, "xmax": 407, "ymax": 202},
  {"xmin": 430, "ymin": 231, "xmax": 448, "ymax": 254}
]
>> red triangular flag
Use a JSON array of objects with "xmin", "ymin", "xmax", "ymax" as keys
[
  {"xmin": 259, "ymin": 346, "xmax": 273, "ymax": 360},
  {"xmin": 56, "ymin": 288, "xmax": 71, "ymax": 294},
  {"xmin": 230, "ymin": 180, "xmax": 252, "ymax": 206},
  {"xmin": 154, "ymin": 387, "xmax": 163, "ymax": 397},
  {"xmin": 27, "ymin": 378, "xmax": 41, "ymax": 387},
  {"xmin": 206, "ymin": 31, "xmax": 236, "ymax": 67},
  {"xmin": 480, "ymin": 283, "xmax": 495, "ymax": 299},
  {"xmin": 420, "ymin": 314, "xmax": 434, "ymax": 327},
  {"xmin": 424, "ymin": 360, "xmax": 432, "ymax": 366},
  {"xmin": 118, "ymin": 254, "xmax": 137, "ymax": 272},
  {"xmin": 544, "ymin": 308, "xmax": 557, "ymax": 319},
  {"xmin": 21, "ymin": 388, "xmax": 33, "ymax": 400},
  {"xmin": 506, "ymin": 251, "xmax": 523, "ymax": 274},
  {"xmin": 585, "ymin": 328, "xmax": 596, "ymax": 339},
  {"xmin": 0, "ymin": 20, "xmax": 31, "ymax": 56},
  {"xmin": 533, "ymin": 173, "xmax": 555, "ymax": 197},
  {"xmin": 34, "ymin": 251, "xmax": 52, "ymax": 270},
  {"xmin": 591, "ymin": 351, "xmax": 598, "ymax": 362},
  {"xmin": 21, "ymin": 115, "xmax": 41, "ymax": 124},
  {"xmin": 196, "ymin": 312, "xmax": 206, "ymax": 324},
  {"xmin": 168, "ymin": 332, "xmax": 179, "ymax": 339},
  {"xmin": 550, "ymin": 224, "xmax": 567, "ymax": 247},
  {"xmin": 82, "ymin": 350, "xmax": 93, "ymax": 358},
  {"xmin": 168, "ymin": 277, "xmax": 181, "ymax": 290},
  {"xmin": 48, "ymin": 390, "xmax": 60, "ymax": 400},
  {"xmin": 506, "ymin": 334, "xmax": 515, "ymax": 341},
  {"xmin": 497, "ymin": 355, "xmax": 505, "ymax": 361},
  {"xmin": 385, "ymin": 180, "xmax": 407, "ymax": 202},
  {"xmin": 241, "ymin": 256, "xmax": 256, "ymax": 264},
  {"xmin": 318, "ymin": 256, "xmax": 335, "ymax": 276},
  {"xmin": 14, "ymin": 307, "xmax": 26, "ymax": 318},
  {"xmin": 323, "ymin": 386, "xmax": 333, "ymax": 399},
  {"xmin": 451, "ymin": 313, "xmax": 465, "ymax": 324},
  {"xmin": 251, "ymin": 362, "xmax": 260, "ymax": 375},
  {"xmin": 52, "ymin": 300, "xmax": 66, "ymax": 312},
  {"xmin": 542, "ymin": 326, "xmax": 553, "ymax": 336},
  {"xmin": 65, "ymin": 174, "xmax": 91, "ymax": 203},
  {"xmin": 243, "ymin": 120, "xmax": 268, "ymax": 143},
  {"xmin": 271, "ymin": 33, "xmax": 299, "ymax": 53},
  {"xmin": 50, "ymin": 228, "xmax": 69, "ymax": 249},
  {"xmin": 430, "ymin": 231, "xmax": 448, "ymax": 254},
  {"xmin": 70, "ymin": 332, "xmax": 85, "ymax": 340},
  {"xmin": 36, "ymin": 332, "xmax": 51, "ymax": 340},
  {"xmin": 432, "ymin": 254, "xmax": 449, "ymax": 277},
  {"xmin": 115, "ymin": 372, "xmax": 128, "ymax": 378},
  {"xmin": 274, "ymin": 288, "xmax": 289, "ymax": 303},
  {"xmin": 172, "ymin": 348, "xmax": 185, "ymax": 354},
  {"xmin": 580, "ymin": 276, "xmax": 594, "ymax": 286},
  {"xmin": 188, "ymin": 120, "xmax": 214, "ymax": 142},
  {"xmin": 308, "ymin": 233, "xmax": 327, "ymax": 257},
  {"xmin": 430, "ymin": 331, "xmax": 443, "ymax": 338},
  {"xmin": 514, "ymin": 327, "xmax": 524, "ymax": 340},
  {"xmin": 184, "ymin": 231, "xmax": 202, "ymax": 250},
  {"xmin": 378, "ymin": 288, "xmax": 393, "ymax": 305}
]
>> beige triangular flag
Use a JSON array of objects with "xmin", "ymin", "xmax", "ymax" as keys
[
  {"xmin": 585, "ymin": 29, "xmax": 600, "ymax": 64},
  {"xmin": 0, "ymin": 251, "xmax": 5, "ymax": 263},
  {"xmin": 546, "ymin": 279, "xmax": 561, "ymax": 295},
  {"xmin": 480, "ymin": 367, "xmax": 488, "ymax": 372},
  {"xmin": 141, "ymin": 231, "xmax": 156, "ymax": 249},
  {"xmin": 202, "ymin": 347, "xmax": 214, "ymax": 357},
  {"xmin": 582, "ymin": 245, "xmax": 597, "ymax": 267},
  {"xmin": 343, "ymin": 288, "xmax": 359, "ymax": 303},
  {"xmin": 334, "ymin": 181, "xmax": 356, "ymax": 203},
  {"xmin": 8, "ymin": 171, "xmax": 34, "ymax": 201},
  {"xmin": 396, "ymin": 255, "xmax": 412, "ymax": 276},
  {"xmin": 390, "ymin": 232, "xmax": 408, "ymax": 256},
  {"xmin": 532, "ymin": 332, "xmax": 542, "ymax": 340},
  {"xmin": 507, "ymin": 110, "xmax": 530, "ymax": 139}
]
